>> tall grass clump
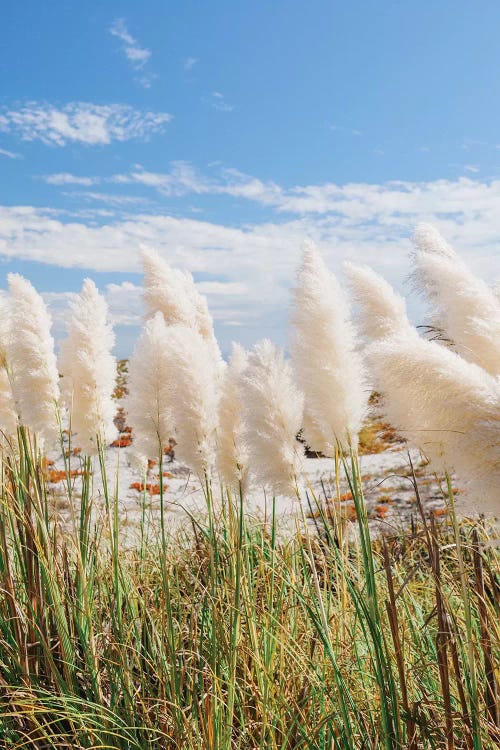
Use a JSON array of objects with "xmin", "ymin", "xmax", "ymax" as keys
[{"xmin": 0, "ymin": 432, "xmax": 498, "ymax": 749}]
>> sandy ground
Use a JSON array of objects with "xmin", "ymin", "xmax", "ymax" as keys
[{"xmin": 45, "ymin": 427, "xmax": 460, "ymax": 547}]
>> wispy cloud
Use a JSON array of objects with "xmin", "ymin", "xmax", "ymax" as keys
[
  {"xmin": 203, "ymin": 91, "xmax": 234, "ymax": 112},
  {"xmin": 1, "ymin": 173, "xmax": 498, "ymax": 352},
  {"xmin": 110, "ymin": 18, "xmax": 150, "ymax": 67},
  {"xmin": 44, "ymin": 173, "xmax": 99, "ymax": 186},
  {"xmin": 464, "ymin": 164, "xmax": 480, "ymax": 174},
  {"xmin": 110, "ymin": 18, "xmax": 154, "ymax": 87},
  {"xmin": 110, "ymin": 161, "xmax": 210, "ymax": 195},
  {"xmin": 45, "ymin": 161, "xmax": 500, "ymax": 220},
  {"xmin": 184, "ymin": 56, "xmax": 198, "ymax": 71},
  {"xmin": 62, "ymin": 191, "xmax": 153, "ymax": 207},
  {"xmin": 0, "ymin": 147, "xmax": 21, "ymax": 159},
  {"xmin": 1, "ymin": 176, "xmax": 498, "ymax": 276},
  {"xmin": 0, "ymin": 102, "xmax": 172, "ymax": 146}
]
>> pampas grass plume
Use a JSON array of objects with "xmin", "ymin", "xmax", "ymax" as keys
[
  {"xmin": 344, "ymin": 263, "xmax": 411, "ymax": 340},
  {"xmin": 242, "ymin": 339, "xmax": 304, "ymax": 496},
  {"xmin": 142, "ymin": 247, "xmax": 199, "ymax": 329},
  {"xmin": 367, "ymin": 333, "xmax": 500, "ymax": 515},
  {"xmin": 413, "ymin": 225, "xmax": 500, "ymax": 376},
  {"xmin": 6, "ymin": 273, "xmax": 60, "ymax": 441},
  {"xmin": 163, "ymin": 324, "xmax": 219, "ymax": 480},
  {"xmin": 217, "ymin": 342, "xmax": 249, "ymax": 490},
  {"xmin": 141, "ymin": 247, "xmax": 222, "ymax": 366},
  {"xmin": 126, "ymin": 312, "xmax": 173, "ymax": 462},
  {"xmin": 413, "ymin": 223, "xmax": 454, "ymax": 258},
  {"xmin": 59, "ymin": 279, "xmax": 116, "ymax": 454},
  {"xmin": 291, "ymin": 241, "xmax": 367, "ymax": 454}
]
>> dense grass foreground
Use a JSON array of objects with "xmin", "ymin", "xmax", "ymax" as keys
[{"xmin": 0, "ymin": 433, "xmax": 498, "ymax": 749}]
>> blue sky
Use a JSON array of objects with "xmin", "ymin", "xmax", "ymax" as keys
[{"xmin": 1, "ymin": 1, "xmax": 499, "ymax": 356}]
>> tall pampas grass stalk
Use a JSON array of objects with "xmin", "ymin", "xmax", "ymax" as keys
[
  {"xmin": 6, "ymin": 273, "xmax": 60, "ymax": 442},
  {"xmin": 59, "ymin": 279, "xmax": 117, "ymax": 455},
  {"xmin": 344, "ymin": 262, "xmax": 412, "ymax": 340},
  {"xmin": 162, "ymin": 324, "xmax": 219, "ymax": 482},
  {"xmin": 141, "ymin": 247, "xmax": 222, "ymax": 367},
  {"xmin": 367, "ymin": 334, "xmax": 500, "ymax": 515},
  {"xmin": 217, "ymin": 342, "xmax": 249, "ymax": 491},
  {"xmin": 290, "ymin": 241, "xmax": 367, "ymax": 454},
  {"xmin": 126, "ymin": 312, "xmax": 174, "ymax": 462},
  {"xmin": 413, "ymin": 224, "xmax": 500, "ymax": 376},
  {"xmin": 242, "ymin": 339, "xmax": 304, "ymax": 496}
]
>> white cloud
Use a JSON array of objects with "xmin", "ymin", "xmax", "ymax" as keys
[
  {"xmin": 203, "ymin": 92, "xmax": 234, "ymax": 112},
  {"xmin": 197, "ymin": 281, "xmax": 249, "ymax": 296},
  {"xmin": 53, "ymin": 163, "xmax": 500, "ymax": 226},
  {"xmin": 184, "ymin": 57, "xmax": 198, "ymax": 71},
  {"xmin": 112, "ymin": 161, "xmax": 211, "ymax": 196},
  {"xmin": 110, "ymin": 19, "xmax": 150, "ymax": 65},
  {"xmin": 464, "ymin": 165, "xmax": 479, "ymax": 174},
  {"xmin": 2, "ymin": 174, "xmax": 499, "ymax": 352},
  {"xmin": 0, "ymin": 147, "xmax": 21, "ymax": 159},
  {"xmin": 62, "ymin": 191, "xmax": 153, "ymax": 207},
  {"xmin": 44, "ymin": 173, "xmax": 99, "ymax": 186},
  {"xmin": 1, "ymin": 176, "xmax": 498, "ymax": 279},
  {"xmin": 104, "ymin": 281, "xmax": 143, "ymax": 325},
  {"xmin": 0, "ymin": 102, "xmax": 171, "ymax": 146},
  {"xmin": 110, "ymin": 19, "xmax": 154, "ymax": 88}
]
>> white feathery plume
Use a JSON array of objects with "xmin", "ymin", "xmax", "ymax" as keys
[
  {"xmin": 126, "ymin": 312, "xmax": 174, "ymax": 462},
  {"xmin": 142, "ymin": 247, "xmax": 199, "ymax": 328},
  {"xmin": 241, "ymin": 339, "xmax": 304, "ymax": 496},
  {"xmin": 290, "ymin": 241, "xmax": 368, "ymax": 454},
  {"xmin": 217, "ymin": 342, "xmax": 249, "ymax": 491},
  {"xmin": 141, "ymin": 247, "xmax": 223, "ymax": 367},
  {"xmin": 58, "ymin": 279, "xmax": 116, "ymax": 455},
  {"xmin": 412, "ymin": 225, "xmax": 500, "ymax": 376},
  {"xmin": 163, "ymin": 324, "xmax": 219, "ymax": 481},
  {"xmin": 0, "ymin": 295, "xmax": 17, "ymax": 446},
  {"xmin": 344, "ymin": 263, "xmax": 411, "ymax": 340},
  {"xmin": 6, "ymin": 274, "xmax": 60, "ymax": 442},
  {"xmin": 412, "ymin": 223, "xmax": 455, "ymax": 258},
  {"xmin": 367, "ymin": 332, "xmax": 500, "ymax": 515}
]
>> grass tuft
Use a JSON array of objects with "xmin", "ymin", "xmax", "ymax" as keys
[{"xmin": 0, "ymin": 430, "xmax": 498, "ymax": 749}]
